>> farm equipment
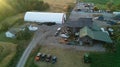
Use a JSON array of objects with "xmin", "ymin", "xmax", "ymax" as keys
[{"xmin": 83, "ymin": 53, "xmax": 91, "ymax": 63}]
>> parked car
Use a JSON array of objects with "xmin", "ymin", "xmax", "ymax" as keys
[
  {"xmin": 55, "ymin": 31, "xmax": 59, "ymax": 36},
  {"xmin": 35, "ymin": 53, "xmax": 42, "ymax": 61},
  {"xmin": 52, "ymin": 56, "xmax": 57, "ymax": 64},
  {"xmin": 41, "ymin": 53, "xmax": 47, "ymax": 61},
  {"xmin": 46, "ymin": 54, "xmax": 52, "ymax": 62}
]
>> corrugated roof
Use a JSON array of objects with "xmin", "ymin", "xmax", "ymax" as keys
[
  {"xmin": 91, "ymin": 23, "xmax": 101, "ymax": 31},
  {"xmin": 64, "ymin": 18, "xmax": 93, "ymax": 27},
  {"xmin": 80, "ymin": 26, "xmax": 112, "ymax": 43},
  {"xmin": 24, "ymin": 12, "xmax": 66, "ymax": 24}
]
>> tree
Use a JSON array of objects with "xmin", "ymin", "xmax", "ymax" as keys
[
  {"xmin": 106, "ymin": 1, "xmax": 114, "ymax": 11},
  {"xmin": 93, "ymin": 6, "xmax": 99, "ymax": 11},
  {"xmin": 16, "ymin": 27, "xmax": 32, "ymax": 40}
]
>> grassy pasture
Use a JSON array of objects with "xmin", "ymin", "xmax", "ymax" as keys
[{"xmin": 0, "ymin": 42, "xmax": 16, "ymax": 67}]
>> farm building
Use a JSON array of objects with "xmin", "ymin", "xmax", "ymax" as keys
[
  {"xmin": 5, "ymin": 24, "xmax": 38, "ymax": 38},
  {"xmin": 61, "ymin": 17, "xmax": 112, "ymax": 45},
  {"xmin": 24, "ymin": 12, "xmax": 66, "ymax": 24},
  {"xmin": 5, "ymin": 28, "xmax": 21, "ymax": 38},
  {"xmin": 79, "ymin": 26, "xmax": 112, "ymax": 45},
  {"xmin": 113, "ymin": 12, "xmax": 120, "ymax": 15},
  {"xmin": 63, "ymin": 18, "xmax": 93, "ymax": 33}
]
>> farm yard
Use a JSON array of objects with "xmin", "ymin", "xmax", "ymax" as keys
[
  {"xmin": 0, "ymin": 0, "xmax": 120, "ymax": 67},
  {"xmin": 26, "ymin": 45, "xmax": 90, "ymax": 67}
]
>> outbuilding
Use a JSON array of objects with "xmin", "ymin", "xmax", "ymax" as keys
[
  {"xmin": 113, "ymin": 12, "xmax": 120, "ymax": 15},
  {"xmin": 5, "ymin": 31, "xmax": 15, "ymax": 38},
  {"xmin": 24, "ymin": 12, "xmax": 66, "ymax": 24}
]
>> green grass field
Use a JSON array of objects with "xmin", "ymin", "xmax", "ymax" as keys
[
  {"xmin": 0, "ymin": 42, "xmax": 16, "ymax": 67},
  {"xmin": 83, "ymin": 0, "xmax": 120, "ymax": 10}
]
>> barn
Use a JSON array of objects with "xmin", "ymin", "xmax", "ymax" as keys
[{"xmin": 24, "ymin": 12, "xmax": 66, "ymax": 24}]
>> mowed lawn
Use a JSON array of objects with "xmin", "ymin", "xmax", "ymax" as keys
[
  {"xmin": 91, "ymin": 42, "xmax": 120, "ymax": 67},
  {"xmin": 35, "ymin": 45, "xmax": 89, "ymax": 67},
  {"xmin": 0, "ymin": 42, "xmax": 16, "ymax": 67}
]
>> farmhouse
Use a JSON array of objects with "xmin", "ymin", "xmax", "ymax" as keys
[{"xmin": 24, "ymin": 12, "xmax": 66, "ymax": 24}]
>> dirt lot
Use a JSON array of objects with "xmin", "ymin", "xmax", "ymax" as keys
[{"xmin": 36, "ymin": 45, "xmax": 90, "ymax": 67}]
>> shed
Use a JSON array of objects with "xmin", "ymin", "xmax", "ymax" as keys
[{"xmin": 24, "ymin": 12, "xmax": 66, "ymax": 24}]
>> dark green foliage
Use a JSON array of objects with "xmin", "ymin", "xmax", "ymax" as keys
[
  {"xmin": 106, "ymin": 1, "xmax": 113, "ymax": 10},
  {"xmin": 16, "ymin": 27, "xmax": 33, "ymax": 40},
  {"xmin": 83, "ymin": 0, "xmax": 108, "ymax": 4},
  {"xmin": 93, "ymin": 6, "xmax": 99, "ymax": 11},
  {"xmin": 0, "ymin": 23, "xmax": 10, "ymax": 32}
]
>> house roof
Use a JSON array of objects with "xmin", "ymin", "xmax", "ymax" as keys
[
  {"xmin": 80, "ymin": 26, "xmax": 112, "ymax": 43},
  {"xmin": 64, "ymin": 18, "xmax": 93, "ymax": 27},
  {"xmin": 24, "ymin": 12, "xmax": 66, "ymax": 24}
]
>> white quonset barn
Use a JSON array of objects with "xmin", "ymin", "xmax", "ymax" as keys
[{"xmin": 24, "ymin": 12, "xmax": 66, "ymax": 24}]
